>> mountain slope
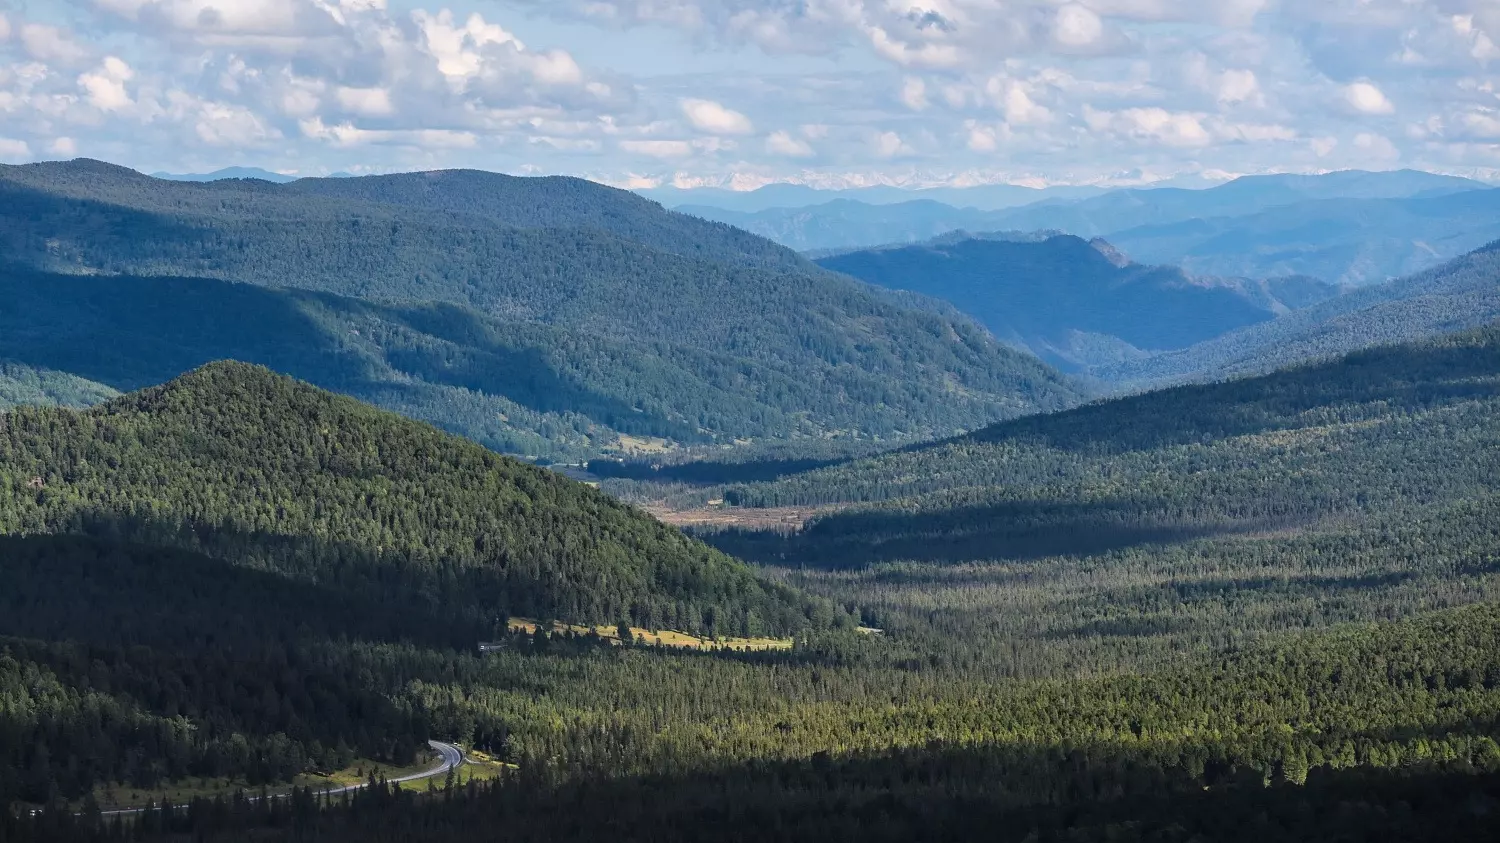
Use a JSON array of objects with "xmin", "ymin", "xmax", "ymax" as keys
[
  {"xmin": 1095, "ymin": 241, "xmax": 1500, "ymax": 387},
  {"xmin": 283, "ymin": 168, "xmax": 810, "ymax": 272},
  {"xmin": 714, "ymin": 324, "xmax": 1500, "ymax": 570},
  {"xmin": 815, "ymin": 235, "xmax": 1337, "ymax": 370},
  {"xmin": 0, "ymin": 362, "xmax": 819, "ymax": 634},
  {"xmin": 0, "ymin": 160, "xmax": 1083, "ymax": 453},
  {"xmin": 7, "ymin": 263, "xmax": 1024, "ymax": 458},
  {"xmin": 0, "ymin": 361, "xmax": 117, "ymax": 410}
]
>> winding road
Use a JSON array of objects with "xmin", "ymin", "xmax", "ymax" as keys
[{"xmin": 82, "ymin": 740, "xmax": 466, "ymax": 818}]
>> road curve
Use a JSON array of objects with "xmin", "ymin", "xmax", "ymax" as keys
[{"xmin": 82, "ymin": 740, "xmax": 465, "ymax": 818}]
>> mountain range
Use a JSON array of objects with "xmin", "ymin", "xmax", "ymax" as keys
[
  {"xmin": 151, "ymin": 166, "xmax": 356, "ymax": 182},
  {"xmin": 640, "ymin": 181, "xmax": 1108, "ymax": 213},
  {"xmin": 0, "ymin": 159, "xmax": 1081, "ymax": 459},
  {"xmin": 1095, "ymin": 238, "xmax": 1500, "ymax": 387},
  {"xmin": 9, "ymin": 158, "xmax": 1500, "ymax": 843},
  {"xmin": 683, "ymin": 170, "xmax": 1495, "ymax": 285},
  {"xmin": 815, "ymin": 234, "xmax": 1341, "ymax": 371}
]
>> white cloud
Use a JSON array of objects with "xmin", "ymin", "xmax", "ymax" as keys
[
  {"xmin": 1053, "ymin": 4, "xmax": 1104, "ymax": 48},
  {"xmin": 1085, "ymin": 105, "xmax": 1212, "ymax": 147},
  {"xmin": 867, "ymin": 26, "xmax": 963, "ymax": 69},
  {"xmin": 78, "ymin": 57, "xmax": 134, "ymax": 112},
  {"xmin": 336, "ymin": 86, "xmax": 394, "ymax": 117},
  {"xmin": 281, "ymin": 84, "xmax": 322, "ymax": 117},
  {"xmin": 531, "ymin": 50, "xmax": 585, "ymax": 86},
  {"xmin": 196, "ymin": 101, "xmax": 282, "ymax": 145},
  {"xmin": 48, "ymin": 137, "xmax": 78, "ymax": 157},
  {"xmin": 1353, "ymin": 131, "xmax": 1400, "ymax": 161},
  {"xmin": 965, "ymin": 120, "xmax": 1007, "ymax": 152},
  {"xmin": 0, "ymin": 14, "xmax": 11, "ymax": 41},
  {"xmin": 990, "ymin": 78, "xmax": 1052, "ymax": 125},
  {"xmin": 1344, "ymin": 81, "xmax": 1395, "ymax": 115},
  {"xmin": 766, "ymin": 130, "xmax": 814, "ymax": 157},
  {"xmin": 21, "ymin": 23, "xmax": 89, "ymax": 64},
  {"xmin": 680, "ymin": 98, "xmax": 754, "ymax": 135},
  {"xmin": 415, "ymin": 10, "xmax": 522, "ymax": 79},
  {"xmin": 1217, "ymin": 69, "xmax": 1260, "ymax": 106},
  {"xmin": 13, "ymin": 0, "xmax": 1500, "ymax": 187},
  {"xmin": 872, "ymin": 130, "xmax": 912, "ymax": 158},
  {"xmin": 900, "ymin": 77, "xmax": 928, "ymax": 111},
  {"xmin": 300, "ymin": 117, "xmax": 477, "ymax": 148},
  {"xmin": 0, "ymin": 137, "xmax": 30, "ymax": 161},
  {"xmin": 620, "ymin": 139, "xmax": 695, "ymax": 158}
]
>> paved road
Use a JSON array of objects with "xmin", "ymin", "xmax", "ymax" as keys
[{"xmin": 80, "ymin": 741, "xmax": 465, "ymax": 818}]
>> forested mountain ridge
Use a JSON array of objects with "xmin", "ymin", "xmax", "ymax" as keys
[
  {"xmin": 282, "ymin": 168, "xmax": 810, "ymax": 272},
  {"xmin": 815, "ymin": 234, "xmax": 1339, "ymax": 370},
  {"xmin": 711, "ymin": 324, "xmax": 1500, "ymax": 574},
  {"xmin": 0, "ymin": 160, "xmax": 1083, "ymax": 455},
  {"xmin": 4, "ymin": 159, "xmax": 804, "ymax": 273},
  {"xmin": 4, "ymin": 263, "xmax": 1028, "ymax": 459},
  {"xmin": 1095, "ymin": 240, "xmax": 1500, "ymax": 388},
  {"xmin": 0, "ymin": 361, "xmax": 821, "ymax": 635}
]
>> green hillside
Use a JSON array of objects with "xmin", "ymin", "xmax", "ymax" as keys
[
  {"xmin": 283, "ymin": 168, "xmax": 809, "ymax": 272},
  {"xmin": 7, "ymin": 336, "xmax": 1500, "ymax": 842},
  {"xmin": 0, "ymin": 362, "xmax": 818, "ymax": 635},
  {"xmin": 2, "ymin": 264, "xmax": 977, "ymax": 458},
  {"xmin": 0, "ymin": 361, "xmax": 116, "ymax": 410},
  {"xmin": 0, "ymin": 161, "xmax": 1081, "ymax": 457}
]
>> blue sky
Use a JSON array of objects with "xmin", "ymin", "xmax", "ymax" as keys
[{"xmin": 2, "ymin": 0, "xmax": 1499, "ymax": 189}]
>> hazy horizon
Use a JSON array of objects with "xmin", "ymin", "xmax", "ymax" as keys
[{"xmin": 3, "ymin": 2, "xmax": 1500, "ymax": 191}]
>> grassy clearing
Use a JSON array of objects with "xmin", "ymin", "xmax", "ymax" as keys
[
  {"xmin": 506, "ymin": 618, "xmax": 793, "ymax": 652},
  {"xmin": 612, "ymin": 434, "xmax": 675, "ymax": 455},
  {"xmin": 80, "ymin": 752, "xmax": 446, "ymax": 812}
]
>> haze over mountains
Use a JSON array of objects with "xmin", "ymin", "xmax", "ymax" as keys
[
  {"xmin": 1096, "ymin": 240, "xmax": 1500, "ymax": 387},
  {"xmin": 817, "ymin": 235, "xmax": 1340, "ymax": 371},
  {"xmin": 680, "ymin": 170, "xmax": 1496, "ymax": 286}
]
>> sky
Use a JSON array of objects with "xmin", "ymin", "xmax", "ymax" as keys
[{"xmin": 2, "ymin": 0, "xmax": 1500, "ymax": 189}]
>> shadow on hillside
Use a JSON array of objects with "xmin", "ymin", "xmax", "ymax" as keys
[
  {"xmin": 0, "ymin": 264, "xmax": 691, "ymax": 440},
  {"xmin": 0, "ymin": 532, "xmax": 485, "ymax": 653},
  {"xmin": 258, "ymin": 737, "xmax": 1500, "ymax": 843},
  {"xmin": 704, "ymin": 498, "xmax": 1304, "ymax": 569}
]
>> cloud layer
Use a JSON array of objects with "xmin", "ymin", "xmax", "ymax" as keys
[{"xmin": 1, "ymin": 0, "xmax": 1499, "ymax": 186}]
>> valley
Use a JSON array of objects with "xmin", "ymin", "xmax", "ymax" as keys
[{"xmin": 5, "ymin": 162, "xmax": 1500, "ymax": 843}]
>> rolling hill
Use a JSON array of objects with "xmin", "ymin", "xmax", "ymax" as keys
[
  {"xmin": 0, "ymin": 363, "xmax": 833, "ymax": 806},
  {"xmin": 815, "ymin": 234, "xmax": 1339, "ymax": 370},
  {"xmin": 714, "ymin": 323, "xmax": 1500, "ymax": 570},
  {"xmin": 0, "ymin": 361, "xmax": 819, "ymax": 633},
  {"xmin": 0, "ymin": 160, "xmax": 1083, "ymax": 456}
]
